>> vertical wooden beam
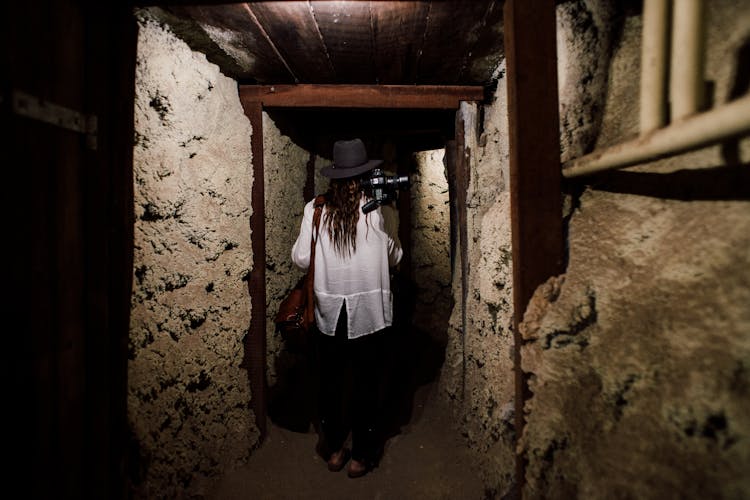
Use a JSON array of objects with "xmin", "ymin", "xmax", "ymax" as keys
[
  {"xmin": 504, "ymin": 0, "xmax": 564, "ymax": 493},
  {"xmin": 444, "ymin": 139, "xmax": 459, "ymax": 280},
  {"xmin": 670, "ymin": 0, "xmax": 706, "ymax": 120},
  {"xmin": 454, "ymin": 108, "xmax": 470, "ymax": 398},
  {"xmin": 244, "ymin": 101, "xmax": 267, "ymax": 440},
  {"xmin": 640, "ymin": 0, "xmax": 670, "ymax": 133}
]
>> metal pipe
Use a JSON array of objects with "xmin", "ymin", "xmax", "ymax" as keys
[
  {"xmin": 670, "ymin": 0, "xmax": 706, "ymax": 120},
  {"xmin": 562, "ymin": 94, "xmax": 750, "ymax": 177},
  {"xmin": 640, "ymin": 0, "xmax": 670, "ymax": 133}
]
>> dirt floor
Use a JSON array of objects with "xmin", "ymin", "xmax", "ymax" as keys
[
  {"xmin": 209, "ymin": 383, "xmax": 484, "ymax": 500},
  {"xmin": 208, "ymin": 328, "xmax": 486, "ymax": 499}
]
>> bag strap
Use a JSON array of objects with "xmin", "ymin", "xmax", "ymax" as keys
[
  {"xmin": 303, "ymin": 195, "xmax": 326, "ymax": 326},
  {"xmin": 308, "ymin": 194, "xmax": 326, "ymax": 270}
]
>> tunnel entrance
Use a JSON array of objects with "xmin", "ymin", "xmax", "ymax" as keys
[{"xmin": 240, "ymin": 84, "xmax": 484, "ymax": 440}]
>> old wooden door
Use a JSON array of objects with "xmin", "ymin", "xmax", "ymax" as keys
[{"xmin": 4, "ymin": 1, "xmax": 136, "ymax": 498}]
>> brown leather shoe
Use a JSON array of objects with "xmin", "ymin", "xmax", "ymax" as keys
[
  {"xmin": 346, "ymin": 459, "xmax": 370, "ymax": 478},
  {"xmin": 327, "ymin": 448, "xmax": 350, "ymax": 472}
]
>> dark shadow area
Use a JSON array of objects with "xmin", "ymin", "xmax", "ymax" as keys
[
  {"xmin": 264, "ymin": 107, "xmax": 456, "ymax": 160},
  {"xmin": 266, "ymin": 273, "xmax": 448, "ymax": 466},
  {"xmin": 721, "ymin": 36, "xmax": 750, "ymax": 165},
  {"xmin": 267, "ymin": 339, "xmax": 320, "ymax": 434},
  {"xmin": 585, "ymin": 163, "xmax": 750, "ymax": 201},
  {"xmin": 379, "ymin": 275, "xmax": 448, "ymax": 444}
]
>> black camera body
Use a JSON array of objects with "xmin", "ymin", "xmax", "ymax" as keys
[{"xmin": 361, "ymin": 168, "xmax": 410, "ymax": 213}]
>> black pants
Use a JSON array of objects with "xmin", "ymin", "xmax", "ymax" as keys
[{"xmin": 317, "ymin": 305, "xmax": 386, "ymax": 465}]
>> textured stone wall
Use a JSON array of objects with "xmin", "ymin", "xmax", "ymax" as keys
[
  {"xmin": 410, "ymin": 149, "xmax": 452, "ymax": 336},
  {"xmin": 262, "ymin": 114, "xmax": 309, "ymax": 384},
  {"xmin": 128, "ymin": 15, "xmax": 257, "ymax": 498},
  {"xmin": 439, "ymin": 77, "xmax": 516, "ymax": 497},
  {"xmin": 520, "ymin": 0, "xmax": 750, "ymax": 498}
]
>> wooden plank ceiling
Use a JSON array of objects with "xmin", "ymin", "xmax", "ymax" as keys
[
  {"xmin": 146, "ymin": 1, "xmax": 505, "ymax": 87},
  {"xmin": 137, "ymin": 1, "xmax": 506, "ymax": 153}
]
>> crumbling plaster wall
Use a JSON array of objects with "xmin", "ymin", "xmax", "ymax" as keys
[
  {"xmin": 129, "ymin": 16, "xmax": 257, "ymax": 498},
  {"xmin": 520, "ymin": 0, "xmax": 750, "ymax": 498}
]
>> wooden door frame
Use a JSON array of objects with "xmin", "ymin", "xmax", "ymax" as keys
[{"xmin": 239, "ymin": 84, "xmax": 483, "ymax": 439}]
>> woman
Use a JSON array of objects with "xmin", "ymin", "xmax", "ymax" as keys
[{"xmin": 291, "ymin": 138, "xmax": 403, "ymax": 478}]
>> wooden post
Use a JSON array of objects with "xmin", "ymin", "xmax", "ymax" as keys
[
  {"xmin": 243, "ymin": 101, "xmax": 268, "ymax": 440},
  {"xmin": 504, "ymin": 0, "xmax": 564, "ymax": 493},
  {"xmin": 454, "ymin": 106, "xmax": 471, "ymax": 398},
  {"xmin": 444, "ymin": 140, "xmax": 459, "ymax": 280}
]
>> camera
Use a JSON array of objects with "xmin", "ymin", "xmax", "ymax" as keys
[{"xmin": 361, "ymin": 168, "xmax": 410, "ymax": 214}]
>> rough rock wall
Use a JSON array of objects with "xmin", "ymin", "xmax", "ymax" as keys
[
  {"xmin": 128, "ymin": 16, "xmax": 257, "ymax": 498},
  {"xmin": 556, "ymin": 0, "xmax": 618, "ymax": 162},
  {"xmin": 410, "ymin": 149, "xmax": 452, "ymax": 336},
  {"xmin": 440, "ymin": 76, "xmax": 516, "ymax": 497},
  {"xmin": 262, "ymin": 114, "xmax": 309, "ymax": 384},
  {"xmin": 520, "ymin": 1, "xmax": 750, "ymax": 498}
]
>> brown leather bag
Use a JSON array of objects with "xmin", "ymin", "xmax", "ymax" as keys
[{"xmin": 275, "ymin": 195, "xmax": 325, "ymax": 347}]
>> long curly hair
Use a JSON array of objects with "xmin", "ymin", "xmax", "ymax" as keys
[{"xmin": 324, "ymin": 176, "xmax": 368, "ymax": 257}]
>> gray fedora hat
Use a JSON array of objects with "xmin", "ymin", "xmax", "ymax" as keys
[{"xmin": 321, "ymin": 138, "xmax": 383, "ymax": 179}]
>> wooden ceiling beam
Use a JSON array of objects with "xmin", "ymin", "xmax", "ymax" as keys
[{"xmin": 239, "ymin": 84, "xmax": 484, "ymax": 109}]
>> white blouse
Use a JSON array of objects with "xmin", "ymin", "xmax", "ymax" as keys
[{"xmin": 291, "ymin": 195, "xmax": 403, "ymax": 339}]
